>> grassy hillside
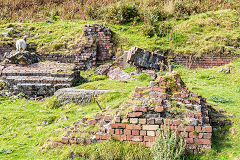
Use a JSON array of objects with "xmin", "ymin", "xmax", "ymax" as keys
[
  {"xmin": 0, "ymin": 60, "xmax": 240, "ymax": 159},
  {"xmin": 0, "ymin": 9, "xmax": 239, "ymax": 56}
]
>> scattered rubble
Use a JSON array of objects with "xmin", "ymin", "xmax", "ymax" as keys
[
  {"xmin": 107, "ymin": 67, "xmax": 131, "ymax": 81},
  {"xmin": 94, "ymin": 63, "xmax": 113, "ymax": 75}
]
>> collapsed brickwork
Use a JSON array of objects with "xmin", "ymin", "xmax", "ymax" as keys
[
  {"xmin": 127, "ymin": 47, "xmax": 166, "ymax": 70},
  {"xmin": 95, "ymin": 73, "xmax": 211, "ymax": 154},
  {"xmin": 41, "ymin": 24, "xmax": 113, "ymax": 69},
  {"xmin": 56, "ymin": 73, "xmax": 212, "ymax": 154},
  {"xmin": 1, "ymin": 61, "xmax": 80, "ymax": 97}
]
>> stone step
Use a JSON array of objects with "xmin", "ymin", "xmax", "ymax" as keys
[
  {"xmin": 13, "ymin": 83, "xmax": 71, "ymax": 96},
  {"xmin": 1, "ymin": 61, "xmax": 80, "ymax": 97},
  {"xmin": 4, "ymin": 76, "xmax": 74, "ymax": 84}
]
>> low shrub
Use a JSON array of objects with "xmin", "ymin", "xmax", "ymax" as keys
[
  {"xmin": 138, "ymin": 73, "xmax": 154, "ymax": 82},
  {"xmin": 151, "ymin": 125, "xmax": 186, "ymax": 160},
  {"xmin": 103, "ymin": 2, "xmax": 139, "ymax": 24}
]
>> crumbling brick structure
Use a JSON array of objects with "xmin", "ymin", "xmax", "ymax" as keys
[
  {"xmin": 41, "ymin": 24, "xmax": 113, "ymax": 69},
  {"xmin": 127, "ymin": 47, "xmax": 166, "ymax": 70},
  {"xmin": 57, "ymin": 73, "xmax": 212, "ymax": 154},
  {"xmin": 0, "ymin": 24, "xmax": 113, "ymax": 70},
  {"xmin": 95, "ymin": 72, "xmax": 212, "ymax": 154}
]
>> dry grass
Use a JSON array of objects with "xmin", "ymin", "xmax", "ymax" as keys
[{"xmin": 0, "ymin": 0, "xmax": 239, "ymax": 23}]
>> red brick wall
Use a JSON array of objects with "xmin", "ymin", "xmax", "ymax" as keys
[{"xmin": 175, "ymin": 54, "xmax": 239, "ymax": 69}]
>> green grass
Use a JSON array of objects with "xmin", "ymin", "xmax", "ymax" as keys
[
  {"xmin": 176, "ymin": 59, "xmax": 240, "ymax": 159},
  {"xmin": 0, "ymin": 9, "xmax": 239, "ymax": 56},
  {"xmin": 1, "ymin": 59, "xmax": 240, "ymax": 159}
]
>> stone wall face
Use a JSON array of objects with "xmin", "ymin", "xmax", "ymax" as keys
[
  {"xmin": 175, "ymin": 54, "xmax": 239, "ymax": 69},
  {"xmin": 95, "ymin": 73, "xmax": 212, "ymax": 154}
]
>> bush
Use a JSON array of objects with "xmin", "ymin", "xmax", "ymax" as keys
[
  {"xmin": 151, "ymin": 125, "xmax": 186, "ymax": 160},
  {"xmin": 138, "ymin": 73, "xmax": 154, "ymax": 82},
  {"xmin": 42, "ymin": 96, "xmax": 61, "ymax": 109},
  {"xmin": 103, "ymin": 2, "xmax": 139, "ymax": 24}
]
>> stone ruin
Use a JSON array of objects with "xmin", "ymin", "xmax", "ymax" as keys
[
  {"xmin": 127, "ymin": 47, "xmax": 167, "ymax": 71},
  {"xmin": 56, "ymin": 72, "xmax": 212, "ymax": 154},
  {"xmin": 0, "ymin": 61, "xmax": 80, "ymax": 97},
  {"xmin": 40, "ymin": 24, "xmax": 114, "ymax": 70},
  {"xmin": 0, "ymin": 24, "xmax": 114, "ymax": 97}
]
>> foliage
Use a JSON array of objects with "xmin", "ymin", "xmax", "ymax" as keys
[
  {"xmin": 42, "ymin": 96, "xmax": 61, "ymax": 109},
  {"xmin": 151, "ymin": 125, "xmax": 186, "ymax": 160},
  {"xmin": 210, "ymin": 95, "xmax": 233, "ymax": 104},
  {"xmin": 137, "ymin": 73, "xmax": 154, "ymax": 82},
  {"xmin": 122, "ymin": 66, "xmax": 136, "ymax": 73},
  {"xmin": 103, "ymin": 2, "xmax": 139, "ymax": 24}
]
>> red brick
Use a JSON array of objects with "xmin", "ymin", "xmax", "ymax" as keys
[
  {"xmin": 154, "ymin": 106, "xmax": 164, "ymax": 112},
  {"xmin": 113, "ymin": 134, "xmax": 126, "ymax": 141},
  {"xmin": 135, "ymin": 87, "xmax": 147, "ymax": 92},
  {"xmin": 152, "ymin": 87, "xmax": 166, "ymax": 93},
  {"xmin": 52, "ymin": 142, "xmax": 63, "ymax": 147},
  {"xmin": 184, "ymin": 138, "xmax": 194, "ymax": 143},
  {"xmin": 195, "ymin": 126, "xmax": 202, "ymax": 132},
  {"xmin": 189, "ymin": 132, "xmax": 197, "ymax": 138},
  {"xmin": 172, "ymin": 119, "xmax": 181, "ymax": 126},
  {"xmin": 69, "ymin": 138, "xmax": 76, "ymax": 144},
  {"xmin": 96, "ymin": 133, "xmax": 110, "ymax": 140},
  {"xmin": 180, "ymin": 132, "xmax": 188, "ymax": 138},
  {"xmin": 110, "ymin": 123, "xmax": 126, "ymax": 129},
  {"xmin": 88, "ymin": 119, "xmax": 97, "ymax": 125},
  {"xmin": 202, "ymin": 126, "xmax": 212, "ymax": 133},
  {"xmin": 153, "ymin": 99, "xmax": 163, "ymax": 105},
  {"xmin": 127, "ymin": 135, "xmax": 143, "ymax": 142},
  {"xmin": 140, "ymin": 130, "xmax": 147, "ymax": 136},
  {"xmin": 169, "ymin": 125, "xmax": 177, "ymax": 130},
  {"xmin": 115, "ymin": 129, "xmax": 123, "ymax": 135},
  {"xmin": 198, "ymin": 133, "xmax": 203, "ymax": 138},
  {"xmin": 133, "ymin": 106, "xmax": 147, "ymax": 112},
  {"xmin": 186, "ymin": 126, "xmax": 194, "ymax": 132},
  {"xmin": 164, "ymin": 119, "xmax": 173, "ymax": 125},
  {"xmin": 109, "ymin": 129, "xmax": 114, "ymax": 135},
  {"xmin": 127, "ymin": 112, "xmax": 143, "ymax": 118},
  {"xmin": 195, "ymin": 139, "xmax": 211, "ymax": 145},
  {"xmin": 104, "ymin": 115, "xmax": 113, "ymax": 122},
  {"xmin": 126, "ymin": 124, "xmax": 141, "ymax": 130},
  {"xmin": 132, "ymin": 130, "xmax": 140, "ymax": 136},
  {"xmin": 124, "ymin": 129, "xmax": 131, "ymax": 135},
  {"xmin": 144, "ymin": 136, "xmax": 155, "ymax": 142},
  {"xmin": 61, "ymin": 137, "xmax": 69, "ymax": 144}
]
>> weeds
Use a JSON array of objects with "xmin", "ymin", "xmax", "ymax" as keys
[{"xmin": 151, "ymin": 125, "xmax": 186, "ymax": 160}]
